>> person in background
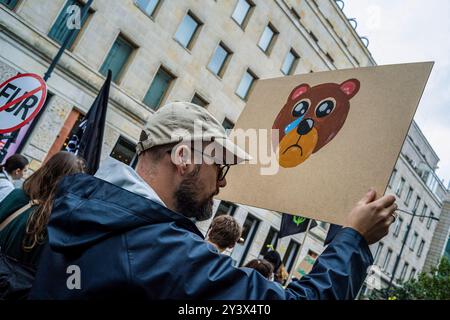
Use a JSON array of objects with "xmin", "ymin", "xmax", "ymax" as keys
[
  {"xmin": 277, "ymin": 264, "xmax": 289, "ymax": 286},
  {"xmin": 0, "ymin": 154, "xmax": 29, "ymax": 202},
  {"xmin": 0, "ymin": 151, "xmax": 86, "ymax": 268},
  {"xmin": 263, "ymin": 250, "xmax": 283, "ymax": 283},
  {"xmin": 243, "ymin": 259, "xmax": 274, "ymax": 280},
  {"xmin": 206, "ymin": 214, "xmax": 242, "ymax": 253}
]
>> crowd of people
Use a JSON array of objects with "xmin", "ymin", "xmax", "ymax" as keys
[{"xmin": 0, "ymin": 101, "xmax": 397, "ymax": 300}]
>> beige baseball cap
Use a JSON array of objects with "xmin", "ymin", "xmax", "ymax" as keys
[{"xmin": 136, "ymin": 101, "xmax": 251, "ymax": 164}]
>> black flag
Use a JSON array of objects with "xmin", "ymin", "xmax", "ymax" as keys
[
  {"xmin": 279, "ymin": 214, "xmax": 317, "ymax": 238},
  {"xmin": 324, "ymin": 224, "xmax": 343, "ymax": 245},
  {"xmin": 66, "ymin": 70, "xmax": 111, "ymax": 174}
]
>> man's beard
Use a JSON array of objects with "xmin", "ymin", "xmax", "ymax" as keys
[{"xmin": 174, "ymin": 166, "xmax": 215, "ymax": 221}]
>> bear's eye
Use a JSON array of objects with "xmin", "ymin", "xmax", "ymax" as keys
[
  {"xmin": 315, "ymin": 100, "xmax": 335, "ymax": 118},
  {"xmin": 292, "ymin": 100, "xmax": 309, "ymax": 117}
]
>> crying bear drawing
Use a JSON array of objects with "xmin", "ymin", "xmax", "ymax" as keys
[{"xmin": 272, "ymin": 79, "xmax": 360, "ymax": 168}]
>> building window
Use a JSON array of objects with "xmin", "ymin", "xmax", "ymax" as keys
[
  {"xmin": 382, "ymin": 249, "xmax": 392, "ymax": 271},
  {"xmin": 214, "ymin": 200, "xmax": 237, "ymax": 217},
  {"xmin": 405, "ymin": 187, "xmax": 413, "ymax": 206},
  {"xmin": 191, "ymin": 93, "xmax": 209, "ymax": 107},
  {"xmin": 399, "ymin": 262, "xmax": 409, "ymax": 282},
  {"xmin": 388, "ymin": 168, "xmax": 397, "ymax": 188},
  {"xmin": 48, "ymin": 0, "xmax": 92, "ymax": 49},
  {"xmin": 99, "ymin": 35, "xmax": 134, "ymax": 83},
  {"xmin": 410, "ymin": 232, "xmax": 418, "ymax": 251},
  {"xmin": 412, "ymin": 196, "xmax": 421, "ymax": 214},
  {"xmin": 393, "ymin": 217, "xmax": 403, "ymax": 238},
  {"xmin": 281, "ymin": 49, "xmax": 299, "ymax": 75},
  {"xmin": 417, "ymin": 239, "xmax": 425, "ymax": 257},
  {"xmin": 174, "ymin": 11, "xmax": 203, "ymax": 50},
  {"xmin": 259, "ymin": 227, "xmax": 279, "ymax": 258},
  {"xmin": 290, "ymin": 7, "xmax": 301, "ymax": 20},
  {"xmin": 143, "ymin": 66, "xmax": 176, "ymax": 110},
  {"xmin": 236, "ymin": 69, "xmax": 257, "ymax": 100},
  {"xmin": 231, "ymin": 0, "xmax": 254, "ymax": 29},
  {"xmin": 135, "ymin": 0, "xmax": 162, "ymax": 18},
  {"xmin": 420, "ymin": 204, "xmax": 428, "ymax": 222},
  {"xmin": 258, "ymin": 23, "xmax": 278, "ymax": 55},
  {"xmin": 60, "ymin": 110, "xmax": 84, "ymax": 151},
  {"xmin": 409, "ymin": 268, "xmax": 416, "ymax": 280},
  {"xmin": 325, "ymin": 17, "xmax": 334, "ymax": 29},
  {"xmin": 208, "ymin": 42, "xmax": 232, "ymax": 78},
  {"xmin": 110, "ymin": 136, "xmax": 136, "ymax": 166},
  {"xmin": 395, "ymin": 177, "xmax": 405, "ymax": 197},
  {"xmin": 318, "ymin": 221, "xmax": 328, "ymax": 229},
  {"xmin": 1, "ymin": 0, "xmax": 19, "ymax": 10},
  {"xmin": 325, "ymin": 52, "xmax": 334, "ymax": 64},
  {"xmin": 283, "ymin": 240, "xmax": 300, "ymax": 273},
  {"xmin": 309, "ymin": 31, "xmax": 319, "ymax": 43},
  {"xmin": 374, "ymin": 242, "xmax": 384, "ymax": 264},
  {"xmin": 45, "ymin": 105, "xmax": 83, "ymax": 161},
  {"xmin": 426, "ymin": 212, "xmax": 434, "ymax": 229},
  {"xmin": 222, "ymin": 118, "xmax": 234, "ymax": 131},
  {"xmin": 230, "ymin": 214, "xmax": 260, "ymax": 266}
]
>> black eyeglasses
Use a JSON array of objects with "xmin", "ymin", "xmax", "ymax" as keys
[
  {"xmin": 217, "ymin": 164, "xmax": 231, "ymax": 181},
  {"xmin": 168, "ymin": 148, "xmax": 231, "ymax": 181}
]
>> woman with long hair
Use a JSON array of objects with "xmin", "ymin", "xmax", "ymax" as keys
[{"xmin": 0, "ymin": 151, "xmax": 86, "ymax": 267}]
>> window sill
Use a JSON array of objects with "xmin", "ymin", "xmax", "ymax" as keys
[
  {"xmin": 134, "ymin": 3, "xmax": 157, "ymax": 21},
  {"xmin": 234, "ymin": 92, "xmax": 248, "ymax": 102},
  {"xmin": 173, "ymin": 38, "xmax": 193, "ymax": 54},
  {"xmin": 207, "ymin": 67, "xmax": 224, "ymax": 81},
  {"xmin": 231, "ymin": 17, "xmax": 247, "ymax": 31},
  {"xmin": 257, "ymin": 45, "xmax": 271, "ymax": 57}
]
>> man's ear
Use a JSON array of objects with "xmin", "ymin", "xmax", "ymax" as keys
[
  {"xmin": 289, "ymin": 84, "xmax": 310, "ymax": 101},
  {"xmin": 172, "ymin": 144, "xmax": 191, "ymax": 175},
  {"xmin": 339, "ymin": 79, "xmax": 360, "ymax": 99}
]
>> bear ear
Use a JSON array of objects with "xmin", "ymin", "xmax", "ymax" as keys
[
  {"xmin": 289, "ymin": 84, "xmax": 310, "ymax": 101},
  {"xmin": 339, "ymin": 79, "xmax": 360, "ymax": 99}
]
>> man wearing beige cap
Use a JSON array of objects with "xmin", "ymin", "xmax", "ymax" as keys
[{"xmin": 30, "ymin": 102, "xmax": 396, "ymax": 300}]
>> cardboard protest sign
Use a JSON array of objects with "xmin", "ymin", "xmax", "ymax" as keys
[
  {"xmin": 218, "ymin": 62, "xmax": 433, "ymax": 225},
  {"xmin": 0, "ymin": 73, "xmax": 47, "ymax": 134}
]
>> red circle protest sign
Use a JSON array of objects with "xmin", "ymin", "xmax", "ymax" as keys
[{"xmin": 0, "ymin": 73, "xmax": 47, "ymax": 134}]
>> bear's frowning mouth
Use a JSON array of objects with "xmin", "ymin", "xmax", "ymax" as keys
[
  {"xmin": 282, "ymin": 136, "xmax": 303, "ymax": 156},
  {"xmin": 277, "ymin": 128, "xmax": 318, "ymax": 168},
  {"xmin": 283, "ymin": 144, "xmax": 303, "ymax": 156}
]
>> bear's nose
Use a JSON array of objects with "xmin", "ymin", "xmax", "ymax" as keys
[{"xmin": 297, "ymin": 118, "xmax": 314, "ymax": 135}]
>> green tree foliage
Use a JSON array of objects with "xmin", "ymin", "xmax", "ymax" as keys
[{"xmin": 369, "ymin": 257, "xmax": 450, "ymax": 300}]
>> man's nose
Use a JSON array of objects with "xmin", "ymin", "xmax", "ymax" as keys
[
  {"xmin": 297, "ymin": 118, "xmax": 314, "ymax": 135},
  {"xmin": 218, "ymin": 177, "xmax": 227, "ymax": 189}
]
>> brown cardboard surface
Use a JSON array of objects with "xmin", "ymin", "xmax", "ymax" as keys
[{"xmin": 217, "ymin": 62, "xmax": 433, "ymax": 225}]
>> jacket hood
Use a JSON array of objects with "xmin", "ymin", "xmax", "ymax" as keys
[{"xmin": 47, "ymin": 173, "xmax": 203, "ymax": 253}]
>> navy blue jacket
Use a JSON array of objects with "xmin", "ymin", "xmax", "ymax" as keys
[{"xmin": 29, "ymin": 174, "xmax": 373, "ymax": 300}]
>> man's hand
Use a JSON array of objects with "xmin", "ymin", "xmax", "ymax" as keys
[{"xmin": 344, "ymin": 188, "xmax": 397, "ymax": 245}]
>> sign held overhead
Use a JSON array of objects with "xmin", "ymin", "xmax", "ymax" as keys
[
  {"xmin": 218, "ymin": 62, "xmax": 434, "ymax": 225},
  {"xmin": 0, "ymin": 73, "xmax": 47, "ymax": 134}
]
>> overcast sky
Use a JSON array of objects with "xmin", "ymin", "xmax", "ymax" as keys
[{"xmin": 343, "ymin": 0, "xmax": 450, "ymax": 188}]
